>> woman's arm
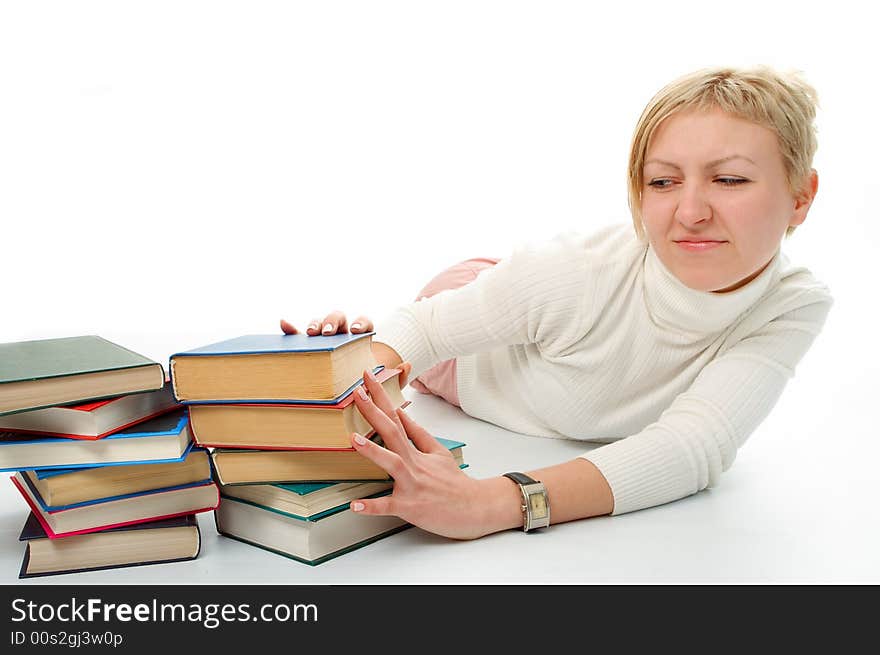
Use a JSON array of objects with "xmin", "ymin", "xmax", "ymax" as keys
[
  {"xmin": 349, "ymin": 294, "xmax": 831, "ymax": 538},
  {"xmin": 582, "ymin": 296, "xmax": 832, "ymax": 515},
  {"xmin": 470, "ymin": 458, "xmax": 615, "ymax": 534},
  {"xmin": 373, "ymin": 235, "xmax": 591, "ymax": 381},
  {"xmin": 284, "ymin": 232, "xmax": 598, "ymax": 384},
  {"xmin": 372, "ymin": 340, "xmax": 404, "ymax": 371}
]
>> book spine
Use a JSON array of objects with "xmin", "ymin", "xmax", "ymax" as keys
[{"xmin": 18, "ymin": 543, "xmax": 32, "ymax": 579}]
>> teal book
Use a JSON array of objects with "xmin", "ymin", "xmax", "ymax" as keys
[
  {"xmin": 210, "ymin": 436, "xmax": 467, "ymax": 485},
  {"xmin": 214, "ymin": 492, "xmax": 411, "ymax": 566},
  {"xmin": 169, "ymin": 333, "xmax": 381, "ymax": 404},
  {"xmin": 219, "ymin": 479, "xmax": 395, "ymax": 519},
  {"xmin": 0, "ymin": 335, "xmax": 166, "ymax": 417}
]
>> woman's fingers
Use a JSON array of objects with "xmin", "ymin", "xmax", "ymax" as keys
[
  {"xmin": 352, "ymin": 380, "xmax": 410, "ymax": 454},
  {"xmin": 280, "ymin": 319, "xmax": 299, "ymax": 335},
  {"xmin": 362, "ymin": 369, "xmax": 406, "ymax": 434},
  {"xmin": 283, "ymin": 312, "xmax": 373, "ymax": 337},
  {"xmin": 397, "ymin": 408, "xmax": 448, "ymax": 455},
  {"xmin": 350, "ymin": 431, "xmax": 405, "ymax": 480},
  {"xmin": 398, "ymin": 361, "xmax": 412, "ymax": 388},
  {"xmin": 320, "ymin": 310, "xmax": 348, "ymax": 335},
  {"xmin": 350, "ymin": 493, "xmax": 396, "ymax": 517},
  {"xmin": 349, "ymin": 316, "xmax": 374, "ymax": 333}
]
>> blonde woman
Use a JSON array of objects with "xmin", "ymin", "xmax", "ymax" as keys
[{"xmin": 281, "ymin": 65, "xmax": 832, "ymax": 540}]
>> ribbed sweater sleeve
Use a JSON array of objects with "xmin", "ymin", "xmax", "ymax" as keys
[
  {"xmin": 581, "ymin": 296, "xmax": 833, "ymax": 515},
  {"xmin": 374, "ymin": 234, "xmax": 590, "ymax": 380}
]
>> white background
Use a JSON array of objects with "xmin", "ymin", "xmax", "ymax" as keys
[{"xmin": 1, "ymin": 1, "xmax": 878, "ymax": 584}]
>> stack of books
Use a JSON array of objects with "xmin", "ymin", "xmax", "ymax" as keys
[
  {"xmin": 170, "ymin": 332, "xmax": 466, "ymax": 565},
  {"xmin": 0, "ymin": 335, "xmax": 219, "ymax": 578}
]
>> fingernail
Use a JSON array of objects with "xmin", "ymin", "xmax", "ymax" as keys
[
  {"xmin": 322, "ymin": 323, "xmax": 333, "ymax": 333},
  {"xmin": 351, "ymin": 322, "xmax": 361, "ymax": 330},
  {"xmin": 352, "ymin": 502, "xmax": 365, "ymax": 512},
  {"xmin": 355, "ymin": 386, "xmax": 368, "ymax": 401},
  {"xmin": 353, "ymin": 432, "xmax": 367, "ymax": 445},
  {"xmin": 308, "ymin": 323, "xmax": 318, "ymax": 331}
]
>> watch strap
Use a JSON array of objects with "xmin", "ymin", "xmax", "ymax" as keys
[{"xmin": 503, "ymin": 471, "xmax": 538, "ymax": 486}]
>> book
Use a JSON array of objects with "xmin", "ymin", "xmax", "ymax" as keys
[
  {"xmin": 11, "ymin": 470, "xmax": 219, "ymax": 538},
  {"xmin": 219, "ymin": 479, "xmax": 395, "ymax": 519},
  {"xmin": 169, "ymin": 332, "xmax": 380, "ymax": 404},
  {"xmin": 0, "ymin": 408, "xmax": 193, "ymax": 472},
  {"xmin": 210, "ymin": 436, "xmax": 467, "ymax": 485},
  {"xmin": 215, "ymin": 493, "xmax": 411, "ymax": 566},
  {"xmin": 23, "ymin": 446, "xmax": 211, "ymax": 507},
  {"xmin": 210, "ymin": 446, "xmax": 387, "ymax": 485},
  {"xmin": 19, "ymin": 512, "xmax": 201, "ymax": 578},
  {"xmin": 0, "ymin": 380, "xmax": 180, "ymax": 439},
  {"xmin": 189, "ymin": 368, "xmax": 407, "ymax": 449},
  {"xmin": 0, "ymin": 335, "xmax": 166, "ymax": 417}
]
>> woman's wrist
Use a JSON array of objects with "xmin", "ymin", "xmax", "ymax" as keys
[
  {"xmin": 474, "ymin": 476, "xmax": 529, "ymax": 536},
  {"xmin": 372, "ymin": 341, "xmax": 403, "ymax": 370}
]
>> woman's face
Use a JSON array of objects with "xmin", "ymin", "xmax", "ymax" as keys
[{"xmin": 641, "ymin": 107, "xmax": 817, "ymax": 293}]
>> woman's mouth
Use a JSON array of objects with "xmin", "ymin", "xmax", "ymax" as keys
[{"xmin": 675, "ymin": 240, "xmax": 726, "ymax": 252}]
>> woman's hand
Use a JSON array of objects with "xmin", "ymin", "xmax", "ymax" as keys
[
  {"xmin": 280, "ymin": 314, "xmax": 411, "ymax": 387},
  {"xmin": 280, "ymin": 311, "xmax": 373, "ymax": 338},
  {"xmin": 348, "ymin": 368, "xmax": 515, "ymax": 540}
]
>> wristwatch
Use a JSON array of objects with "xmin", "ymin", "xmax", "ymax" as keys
[{"xmin": 503, "ymin": 472, "xmax": 550, "ymax": 532}]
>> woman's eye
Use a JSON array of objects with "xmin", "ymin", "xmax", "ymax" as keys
[{"xmin": 646, "ymin": 177, "xmax": 748, "ymax": 189}]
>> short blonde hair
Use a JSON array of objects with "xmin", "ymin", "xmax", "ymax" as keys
[{"xmin": 627, "ymin": 65, "xmax": 819, "ymax": 239}]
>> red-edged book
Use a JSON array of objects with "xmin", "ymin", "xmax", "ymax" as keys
[
  {"xmin": 11, "ymin": 470, "xmax": 219, "ymax": 539},
  {"xmin": 0, "ymin": 380, "xmax": 180, "ymax": 440},
  {"xmin": 188, "ymin": 367, "xmax": 406, "ymax": 450}
]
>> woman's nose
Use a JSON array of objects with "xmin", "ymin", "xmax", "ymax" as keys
[{"xmin": 674, "ymin": 183, "xmax": 713, "ymax": 226}]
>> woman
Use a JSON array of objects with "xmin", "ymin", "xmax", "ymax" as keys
[{"xmin": 281, "ymin": 65, "xmax": 832, "ymax": 540}]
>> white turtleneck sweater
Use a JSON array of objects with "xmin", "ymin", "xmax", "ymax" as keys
[{"xmin": 374, "ymin": 223, "xmax": 833, "ymax": 515}]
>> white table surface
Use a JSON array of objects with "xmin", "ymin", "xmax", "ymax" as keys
[{"xmin": 4, "ymin": 337, "xmax": 878, "ymax": 586}]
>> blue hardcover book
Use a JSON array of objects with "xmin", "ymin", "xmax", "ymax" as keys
[
  {"xmin": 33, "ymin": 441, "xmax": 198, "ymax": 479},
  {"xmin": 169, "ymin": 333, "xmax": 382, "ymax": 404},
  {"xmin": 0, "ymin": 408, "xmax": 192, "ymax": 472},
  {"xmin": 19, "ymin": 466, "xmax": 214, "ymax": 513},
  {"xmin": 23, "ymin": 446, "xmax": 212, "ymax": 509},
  {"xmin": 11, "ymin": 467, "xmax": 219, "ymax": 538}
]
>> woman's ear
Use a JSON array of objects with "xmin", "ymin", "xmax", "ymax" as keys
[{"xmin": 790, "ymin": 169, "xmax": 819, "ymax": 228}]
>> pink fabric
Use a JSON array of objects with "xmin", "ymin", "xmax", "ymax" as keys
[{"xmin": 409, "ymin": 257, "xmax": 500, "ymax": 407}]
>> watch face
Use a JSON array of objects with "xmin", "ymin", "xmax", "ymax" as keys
[{"xmin": 528, "ymin": 491, "xmax": 548, "ymax": 519}]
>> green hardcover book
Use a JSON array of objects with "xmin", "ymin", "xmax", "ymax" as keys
[
  {"xmin": 219, "ymin": 479, "xmax": 395, "ymax": 520},
  {"xmin": 214, "ymin": 493, "xmax": 411, "ymax": 566},
  {"xmin": 0, "ymin": 335, "xmax": 166, "ymax": 416}
]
